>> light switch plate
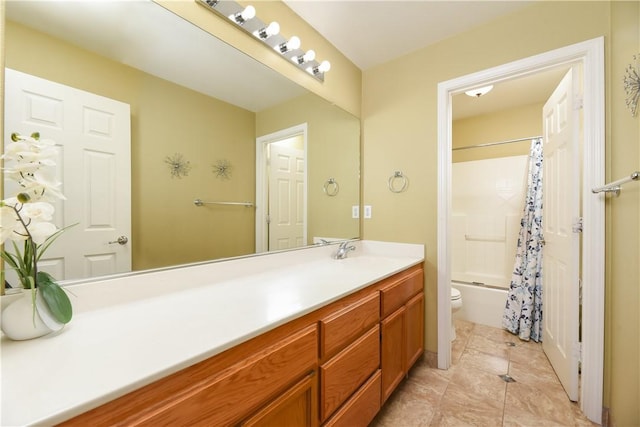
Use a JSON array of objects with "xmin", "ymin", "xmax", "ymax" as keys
[
  {"xmin": 352, "ymin": 205, "xmax": 359, "ymax": 218},
  {"xmin": 364, "ymin": 205, "xmax": 372, "ymax": 219}
]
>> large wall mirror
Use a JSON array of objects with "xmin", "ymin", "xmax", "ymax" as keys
[{"xmin": 3, "ymin": 0, "xmax": 360, "ymax": 285}]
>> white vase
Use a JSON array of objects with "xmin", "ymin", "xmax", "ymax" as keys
[{"xmin": 1, "ymin": 290, "xmax": 64, "ymax": 340}]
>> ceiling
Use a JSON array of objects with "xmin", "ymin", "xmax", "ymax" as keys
[
  {"xmin": 283, "ymin": 0, "xmax": 566, "ymax": 119},
  {"xmin": 283, "ymin": 1, "xmax": 536, "ymax": 71}
]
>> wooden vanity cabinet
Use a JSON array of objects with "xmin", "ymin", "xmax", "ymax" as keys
[
  {"xmin": 379, "ymin": 265, "xmax": 425, "ymax": 403},
  {"xmin": 59, "ymin": 264, "xmax": 424, "ymax": 427},
  {"xmin": 59, "ymin": 324, "xmax": 319, "ymax": 427}
]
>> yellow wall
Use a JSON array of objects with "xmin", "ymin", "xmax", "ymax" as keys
[
  {"xmin": 453, "ymin": 103, "xmax": 541, "ymax": 162},
  {"xmin": 362, "ymin": 2, "xmax": 638, "ymax": 425},
  {"xmin": 5, "ymin": 21, "xmax": 256, "ymax": 271},
  {"xmin": 607, "ymin": 2, "xmax": 640, "ymax": 426},
  {"xmin": 257, "ymin": 93, "xmax": 360, "ymax": 241}
]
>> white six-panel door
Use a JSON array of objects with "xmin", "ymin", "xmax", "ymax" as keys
[
  {"xmin": 542, "ymin": 67, "xmax": 581, "ymax": 401},
  {"xmin": 4, "ymin": 68, "xmax": 131, "ymax": 282},
  {"xmin": 268, "ymin": 144, "xmax": 305, "ymax": 250}
]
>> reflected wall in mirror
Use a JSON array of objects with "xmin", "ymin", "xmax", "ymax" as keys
[{"xmin": 3, "ymin": 0, "xmax": 360, "ymax": 284}]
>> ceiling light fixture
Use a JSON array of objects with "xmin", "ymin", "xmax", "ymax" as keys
[
  {"xmin": 254, "ymin": 21, "xmax": 280, "ymax": 40},
  {"xmin": 465, "ymin": 85, "xmax": 494, "ymax": 97},
  {"xmin": 196, "ymin": 0, "xmax": 331, "ymax": 82}
]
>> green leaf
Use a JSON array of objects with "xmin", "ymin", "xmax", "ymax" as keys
[
  {"xmin": 35, "ymin": 223, "xmax": 76, "ymax": 263},
  {"xmin": 37, "ymin": 272, "xmax": 73, "ymax": 324}
]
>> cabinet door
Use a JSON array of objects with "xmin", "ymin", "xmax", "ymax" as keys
[
  {"xmin": 380, "ymin": 306, "xmax": 405, "ymax": 403},
  {"xmin": 405, "ymin": 292, "xmax": 424, "ymax": 370},
  {"xmin": 242, "ymin": 372, "xmax": 318, "ymax": 427}
]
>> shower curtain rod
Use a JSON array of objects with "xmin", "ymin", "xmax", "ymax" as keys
[{"xmin": 452, "ymin": 135, "xmax": 542, "ymax": 151}]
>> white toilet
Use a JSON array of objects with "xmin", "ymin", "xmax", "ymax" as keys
[{"xmin": 451, "ymin": 287, "xmax": 463, "ymax": 341}]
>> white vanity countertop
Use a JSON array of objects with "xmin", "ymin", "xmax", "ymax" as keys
[{"xmin": 0, "ymin": 240, "xmax": 424, "ymax": 426}]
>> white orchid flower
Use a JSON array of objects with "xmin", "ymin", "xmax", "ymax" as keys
[
  {"xmin": 21, "ymin": 202, "xmax": 55, "ymax": 222},
  {"xmin": 1, "ymin": 141, "xmax": 31, "ymax": 159},
  {"xmin": 27, "ymin": 220, "xmax": 58, "ymax": 244},
  {"xmin": 0, "ymin": 206, "xmax": 19, "ymax": 243},
  {"xmin": 20, "ymin": 179, "xmax": 66, "ymax": 202}
]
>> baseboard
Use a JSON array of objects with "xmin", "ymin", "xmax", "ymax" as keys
[
  {"xmin": 424, "ymin": 350, "xmax": 438, "ymax": 368},
  {"xmin": 602, "ymin": 406, "xmax": 610, "ymax": 427}
]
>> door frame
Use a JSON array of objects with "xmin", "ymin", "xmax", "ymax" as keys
[
  {"xmin": 255, "ymin": 123, "xmax": 308, "ymax": 253},
  {"xmin": 437, "ymin": 37, "xmax": 604, "ymax": 423}
]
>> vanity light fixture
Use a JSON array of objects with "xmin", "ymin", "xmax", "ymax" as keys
[
  {"xmin": 309, "ymin": 60, "xmax": 331, "ymax": 76},
  {"xmin": 254, "ymin": 21, "xmax": 280, "ymax": 40},
  {"xmin": 196, "ymin": 0, "xmax": 331, "ymax": 81},
  {"xmin": 277, "ymin": 36, "xmax": 301, "ymax": 54},
  {"xmin": 293, "ymin": 50, "xmax": 315, "ymax": 65},
  {"xmin": 465, "ymin": 85, "xmax": 493, "ymax": 97},
  {"xmin": 229, "ymin": 5, "xmax": 255, "ymax": 25}
]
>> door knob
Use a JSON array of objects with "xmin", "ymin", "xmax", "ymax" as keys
[{"xmin": 108, "ymin": 236, "xmax": 129, "ymax": 245}]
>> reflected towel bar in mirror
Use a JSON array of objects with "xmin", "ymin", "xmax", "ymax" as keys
[
  {"xmin": 194, "ymin": 199, "xmax": 255, "ymax": 208},
  {"xmin": 388, "ymin": 171, "xmax": 409, "ymax": 193},
  {"xmin": 591, "ymin": 170, "xmax": 639, "ymax": 196},
  {"xmin": 323, "ymin": 178, "xmax": 339, "ymax": 196}
]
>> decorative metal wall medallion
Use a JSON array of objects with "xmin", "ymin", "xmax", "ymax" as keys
[
  {"xmin": 624, "ymin": 53, "xmax": 640, "ymax": 117},
  {"xmin": 164, "ymin": 153, "xmax": 191, "ymax": 178},
  {"xmin": 213, "ymin": 159, "xmax": 232, "ymax": 180}
]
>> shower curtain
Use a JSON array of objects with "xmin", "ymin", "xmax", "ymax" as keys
[{"xmin": 502, "ymin": 138, "xmax": 544, "ymax": 342}]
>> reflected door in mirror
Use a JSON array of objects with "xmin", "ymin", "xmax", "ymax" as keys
[{"xmin": 4, "ymin": 69, "xmax": 132, "ymax": 282}]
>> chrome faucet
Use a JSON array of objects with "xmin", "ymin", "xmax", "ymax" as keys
[{"xmin": 334, "ymin": 241, "xmax": 356, "ymax": 259}]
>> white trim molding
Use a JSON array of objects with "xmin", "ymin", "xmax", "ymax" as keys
[{"xmin": 437, "ymin": 37, "xmax": 604, "ymax": 424}]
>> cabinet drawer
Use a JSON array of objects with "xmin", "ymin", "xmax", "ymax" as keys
[
  {"xmin": 323, "ymin": 370, "xmax": 381, "ymax": 427},
  {"xmin": 380, "ymin": 267, "xmax": 423, "ymax": 318},
  {"xmin": 242, "ymin": 371, "xmax": 317, "ymax": 427},
  {"xmin": 139, "ymin": 325, "xmax": 318, "ymax": 426},
  {"xmin": 320, "ymin": 325, "xmax": 380, "ymax": 422},
  {"xmin": 320, "ymin": 292, "xmax": 380, "ymax": 359}
]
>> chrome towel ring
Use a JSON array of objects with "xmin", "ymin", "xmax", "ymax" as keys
[
  {"xmin": 388, "ymin": 171, "xmax": 409, "ymax": 193},
  {"xmin": 323, "ymin": 178, "xmax": 339, "ymax": 196}
]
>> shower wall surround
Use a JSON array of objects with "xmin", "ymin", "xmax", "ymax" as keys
[{"xmin": 452, "ymin": 155, "xmax": 528, "ymax": 288}]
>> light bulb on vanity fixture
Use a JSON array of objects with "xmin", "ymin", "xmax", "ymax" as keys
[
  {"xmin": 309, "ymin": 60, "xmax": 331, "ymax": 76},
  {"xmin": 293, "ymin": 50, "xmax": 315, "ymax": 65},
  {"xmin": 465, "ymin": 85, "xmax": 493, "ymax": 97},
  {"xmin": 277, "ymin": 36, "xmax": 301, "ymax": 54},
  {"xmin": 229, "ymin": 5, "xmax": 255, "ymax": 24},
  {"xmin": 254, "ymin": 21, "xmax": 280, "ymax": 40},
  {"xmin": 196, "ymin": 0, "xmax": 330, "ymax": 81}
]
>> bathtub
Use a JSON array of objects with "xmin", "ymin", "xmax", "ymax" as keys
[{"xmin": 452, "ymin": 280, "xmax": 509, "ymax": 329}]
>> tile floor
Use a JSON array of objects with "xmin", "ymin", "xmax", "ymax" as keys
[{"xmin": 371, "ymin": 319, "xmax": 598, "ymax": 426}]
